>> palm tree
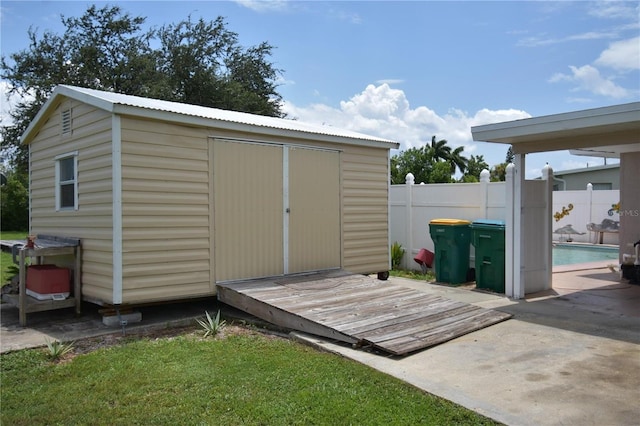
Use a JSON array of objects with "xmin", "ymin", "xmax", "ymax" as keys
[
  {"xmin": 428, "ymin": 135, "xmax": 468, "ymax": 175},
  {"xmin": 448, "ymin": 146, "xmax": 468, "ymax": 175},
  {"xmin": 429, "ymin": 135, "xmax": 451, "ymax": 162}
]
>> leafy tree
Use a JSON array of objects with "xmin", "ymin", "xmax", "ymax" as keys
[
  {"xmin": 462, "ymin": 154, "xmax": 489, "ymax": 182},
  {"xmin": 460, "ymin": 174, "xmax": 479, "ymax": 183},
  {"xmin": 1, "ymin": 5, "xmax": 156, "ymax": 173},
  {"xmin": 490, "ymin": 163, "xmax": 508, "ymax": 182},
  {"xmin": 390, "ymin": 146, "xmax": 433, "ymax": 184},
  {"xmin": 1, "ymin": 170, "xmax": 29, "ymax": 231},
  {"xmin": 429, "ymin": 161, "xmax": 453, "ymax": 183},
  {"xmin": 154, "ymin": 16, "xmax": 282, "ymax": 115},
  {"xmin": 1, "ymin": 5, "xmax": 284, "ymax": 174},
  {"xmin": 506, "ymin": 146, "xmax": 515, "ymax": 164}
]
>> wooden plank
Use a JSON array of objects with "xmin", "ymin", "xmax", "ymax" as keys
[
  {"xmin": 240, "ymin": 274, "xmax": 380, "ymax": 303},
  {"xmin": 273, "ymin": 285, "xmax": 414, "ymax": 312},
  {"xmin": 216, "ymin": 271, "xmax": 511, "ymax": 356},
  {"xmin": 216, "ymin": 285, "xmax": 359, "ymax": 345},
  {"xmin": 336, "ymin": 298, "xmax": 475, "ymax": 335},
  {"xmin": 302, "ymin": 292, "xmax": 438, "ymax": 323},
  {"xmin": 377, "ymin": 311, "xmax": 512, "ymax": 355},
  {"xmin": 2, "ymin": 294, "xmax": 77, "ymax": 313},
  {"xmin": 305, "ymin": 293, "xmax": 443, "ymax": 330},
  {"xmin": 364, "ymin": 305, "xmax": 493, "ymax": 344}
]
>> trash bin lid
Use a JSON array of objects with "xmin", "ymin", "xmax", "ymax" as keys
[
  {"xmin": 429, "ymin": 218, "xmax": 471, "ymax": 225},
  {"xmin": 472, "ymin": 219, "xmax": 505, "ymax": 228}
]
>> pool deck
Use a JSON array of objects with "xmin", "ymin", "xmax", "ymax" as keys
[{"xmin": 552, "ymin": 258, "xmax": 618, "ymax": 273}]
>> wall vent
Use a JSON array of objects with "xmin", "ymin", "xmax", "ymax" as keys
[{"xmin": 61, "ymin": 109, "xmax": 72, "ymax": 135}]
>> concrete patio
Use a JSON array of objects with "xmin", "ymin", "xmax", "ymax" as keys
[
  {"xmin": 297, "ymin": 263, "xmax": 640, "ymax": 426},
  {"xmin": 1, "ymin": 263, "xmax": 639, "ymax": 425}
]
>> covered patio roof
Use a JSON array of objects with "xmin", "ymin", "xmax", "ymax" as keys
[{"xmin": 471, "ymin": 102, "xmax": 640, "ymax": 155}]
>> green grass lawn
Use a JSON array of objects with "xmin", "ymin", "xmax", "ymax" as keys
[
  {"xmin": 390, "ymin": 268, "xmax": 435, "ymax": 282},
  {"xmin": 1, "ymin": 329, "xmax": 499, "ymax": 425},
  {"xmin": 0, "ymin": 231, "xmax": 27, "ymax": 285},
  {"xmin": 1, "ymin": 232, "xmax": 494, "ymax": 424}
]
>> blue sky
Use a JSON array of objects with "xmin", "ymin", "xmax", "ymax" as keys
[{"xmin": 1, "ymin": 1, "xmax": 639, "ymax": 178}]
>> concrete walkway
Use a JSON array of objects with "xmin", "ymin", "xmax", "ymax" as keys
[
  {"xmin": 296, "ymin": 269, "xmax": 640, "ymax": 426},
  {"xmin": 2, "ymin": 266, "xmax": 639, "ymax": 425}
]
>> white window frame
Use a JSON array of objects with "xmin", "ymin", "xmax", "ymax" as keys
[{"xmin": 55, "ymin": 151, "xmax": 78, "ymax": 211}]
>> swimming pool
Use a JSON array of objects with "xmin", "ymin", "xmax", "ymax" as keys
[{"xmin": 552, "ymin": 244, "xmax": 618, "ymax": 266}]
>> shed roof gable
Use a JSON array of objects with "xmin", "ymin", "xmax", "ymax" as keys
[{"xmin": 21, "ymin": 85, "xmax": 399, "ymax": 149}]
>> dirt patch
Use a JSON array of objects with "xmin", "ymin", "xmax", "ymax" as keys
[{"xmin": 52, "ymin": 322, "xmax": 286, "ymax": 363}]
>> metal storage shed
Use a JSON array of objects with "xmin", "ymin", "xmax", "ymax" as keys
[{"xmin": 21, "ymin": 85, "xmax": 400, "ymax": 306}]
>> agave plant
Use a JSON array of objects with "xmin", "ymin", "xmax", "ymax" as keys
[
  {"xmin": 196, "ymin": 310, "xmax": 226, "ymax": 338},
  {"xmin": 44, "ymin": 338, "xmax": 74, "ymax": 361}
]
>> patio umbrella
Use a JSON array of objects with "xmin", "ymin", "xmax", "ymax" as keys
[{"xmin": 554, "ymin": 224, "xmax": 585, "ymax": 241}]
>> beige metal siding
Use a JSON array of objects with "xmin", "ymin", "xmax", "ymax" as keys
[
  {"xmin": 288, "ymin": 147, "xmax": 341, "ymax": 272},
  {"xmin": 28, "ymin": 97, "xmax": 393, "ymax": 304},
  {"xmin": 341, "ymin": 146, "xmax": 390, "ymax": 274},
  {"xmin": 120, "ymin": 118, "xmax": 212, "ymax": 303},
  {"xmin": 28, "ymin": 99, "xmax": 114, "ymax": 302},
  {"xmin": 213, "ymin": 140, "xmax": 284, "ymax": 281}
]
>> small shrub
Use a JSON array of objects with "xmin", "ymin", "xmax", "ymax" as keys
[
  {"xmin": 0, "ymin": 171, "xmax": 29, "ymax": 232},
  {"xmin": 390, "ymin": 242, "xmax": 405, "ymax": 270},
  {"xmin": 44, "ymin": 338, "xmax": 74, "ymax": 361},
  {"xmin": 195, "ymin": 310, "xmax": 226, "ymax": 338}
]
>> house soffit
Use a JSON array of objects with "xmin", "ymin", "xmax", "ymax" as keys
[{"xmin": 471, "ymin": 102, "xmax": 640, "ymax": 155}]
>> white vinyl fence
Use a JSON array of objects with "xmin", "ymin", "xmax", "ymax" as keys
[
  {"xmin": 552, "ymin": 185, "xmax": 620, "ymax": 245},
  {"xmin": 390, "ymin": 172, "xmax": 620, "ymax": 271}
]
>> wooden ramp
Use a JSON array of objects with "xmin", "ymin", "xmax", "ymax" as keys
[{"xmin": 217, "ymin": 270, "xmax": 511, "ymax": 356}]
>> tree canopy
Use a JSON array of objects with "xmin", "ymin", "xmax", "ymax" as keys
[
  {"xmin": 390, "ymin": 136, "xmax": 473, "ymax": 184},
  {"xmin": 489, "ymin": 147, "xmax": 515, "ymax": 182},
  {"xmin": 1, "ymin": 5, "xmax": 284, "ymax": 174}
]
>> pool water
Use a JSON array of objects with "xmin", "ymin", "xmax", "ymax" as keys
[{"xmin": 552, "ymin": 244, "xmax": 618, "ymax": 266}]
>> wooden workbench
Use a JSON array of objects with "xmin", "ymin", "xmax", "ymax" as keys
[{"xmin": 1, "ymin": 235, "xmax": 81, "ymax": 326}]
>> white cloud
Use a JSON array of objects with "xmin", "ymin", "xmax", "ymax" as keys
[
  {"xmin": 282, "ymin": 83, "xmax": 530, "ymax": 167},
  {"xmin": 0, "ymin": 81, "xmax": 37, "ymax": 127},
  {"xmin": 517, "ymin": 31, "xmax": 617, "ymax": 47},
  {"xmin": 595, "ymin": 36, "xmax": 640, "ymax": 71},
  {"xmin": 549, "ymin": 64, "xmax": 629, "ymax": 99},
  {"xmin": 327, "ymin": 8, "xmax": 362, "ymax": 24},
  {"xmin": 588, "ymin": 1, "xmax": 640, "ymax": 19},
  {"xmin": 376, "ymin": 79, "xmax": 404, "ymax": 85},
  {"xmin": 233, "ymin": 0, "xmax": 289, "ymax": 13}
]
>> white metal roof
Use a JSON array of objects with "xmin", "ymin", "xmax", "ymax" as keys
[
  {"xmin": 553, "ymin": 163, "xmax": 619, "ymax": 176},
  {"xmin": 471, "ymin": 102, "xmax": 640, "ymax": 155},
  {"xmin": 21, "ymin": 85, "xmax": 400, "ymax": 149}
]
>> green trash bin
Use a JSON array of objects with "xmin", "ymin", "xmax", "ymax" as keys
[
  {"xmin": 428, "ymin": 219, "xmax": 471, "ymax": 285},
  {"xmin": 470, "ymin": 219, "xmax": 505, "ymax": 293}
]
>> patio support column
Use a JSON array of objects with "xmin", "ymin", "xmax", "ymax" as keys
[
  {"xmin": 587, "ymin": 183, "xmax": 594, "ymax": 243},
  {"xmin": 542, "ymin": 164, "xmax": 554, "ymax": 290},
  {"xmin": 513, "ymin": 154, "xmax": 525, "ymax": 298},
  {"xmin": 505, "ymin": 163, "xmax": 516, "ymax": 298}
]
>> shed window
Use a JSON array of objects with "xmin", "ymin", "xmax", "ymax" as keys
[
  {"xmin": 61, "ymin": 109, "xmax": 72, "ymax": 136},
  {"xmin": 55, "ymin": 152, "xmax": 78, "ymax": 210}
]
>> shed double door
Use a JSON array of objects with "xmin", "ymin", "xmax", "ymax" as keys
[{"xmin": 213, "ymin": 140, "xmax": 341, "ymax": 282}]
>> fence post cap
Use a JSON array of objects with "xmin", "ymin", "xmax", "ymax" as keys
[{"xmin": 405, "ymin": 173, "xmax": 415, "ymax": 185}]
